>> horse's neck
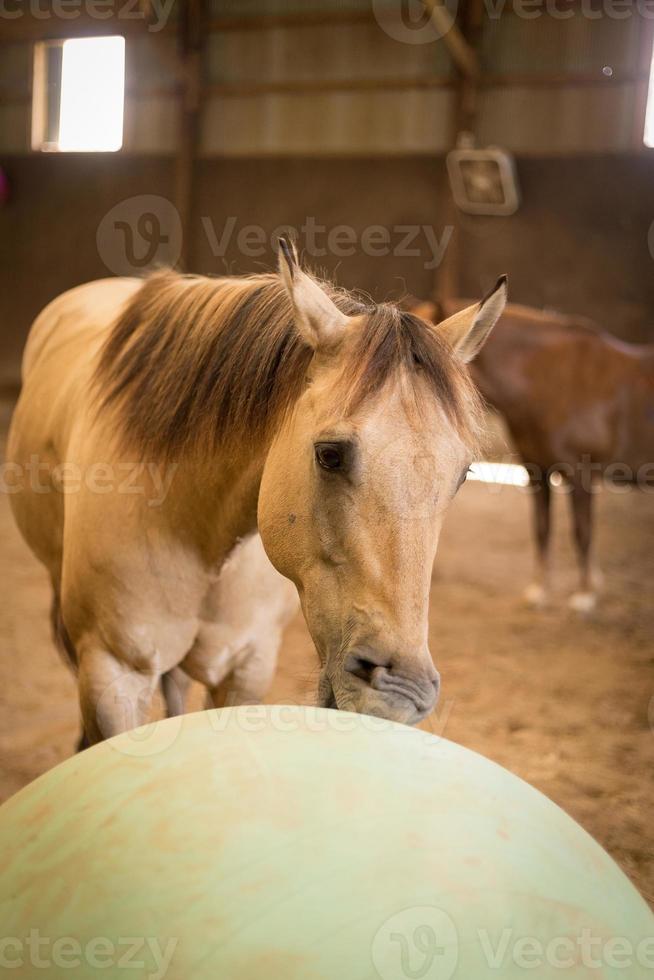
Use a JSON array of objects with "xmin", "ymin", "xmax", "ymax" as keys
[{"xmin": 159, "ymin": 447, "xmax": 266, "ymax": 569}]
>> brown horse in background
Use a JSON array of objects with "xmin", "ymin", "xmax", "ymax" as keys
[{"xmin": 411, "ymin": 299, "xmax": 654, "ymax": 612}]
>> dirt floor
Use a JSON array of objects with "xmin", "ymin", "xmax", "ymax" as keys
[{"xmin": 0, "ymin": 399, "xmax": 652, "ymax": 906}]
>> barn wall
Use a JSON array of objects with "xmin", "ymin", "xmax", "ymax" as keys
[
  {"xmin": 1, "ymin": 152, "xmax": 653, "ymax": 385},
  {"xmin": 1, "ymin": 9, "xmax": 653, "ymax": 383},
  {"xmin": 0, "ymin": 12, "xmax": 650, "ymax": 156}
]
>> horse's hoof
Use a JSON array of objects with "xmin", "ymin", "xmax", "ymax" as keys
[
  {"xmin": 524, "ymin": 583, "xmax": 548, "ymax": 608},
  {"xmin": 569, "ymin": 591, "xmax": 597, "ymax": 614}
]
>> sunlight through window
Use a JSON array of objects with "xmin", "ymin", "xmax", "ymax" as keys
[
  {"xmin": 644, "ymin": 43, "xmax": 654, "ymax": 148},
  {"xmin": 32, "ymin": 36, "xmax": 125, "ymax": 152},
  {"xmin": 59, "ymin": 37, "xmax": 125, "ymax": 152}
]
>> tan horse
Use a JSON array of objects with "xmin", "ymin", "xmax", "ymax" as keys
[
  {"xmin": 8, "ymin": 243, "xmax": 506, "ymax": 742},
  {"xmin": 412, "ymin": 299, "xmax": 654, "ymax": 612}
]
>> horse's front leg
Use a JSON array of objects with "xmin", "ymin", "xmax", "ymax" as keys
[
  {"xmin": 161, "ymin": 667, "xmax": 192, "ymax": 717},
  {"xmin": 77, "ymin": 645, "xmax": 159, "ymax": 745},
  {"xmin": 568, "ymin": 479, "xmax": 601, "ymax": 614},
  {"xmin": 524, "ymin": 473, "xmax": 552, "ymax": 608},
  {"xmin": 207, "ymin": 633, "xmax": 280, "ymax": 708}
]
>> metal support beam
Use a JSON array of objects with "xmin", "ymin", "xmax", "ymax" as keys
[
  {"xmin": 174, "ymin": 0, "xmax": 204, "ymax": 271},
  {"xmin": 433, "ymin": 0, "xmax": 484, "ymax": 304}
]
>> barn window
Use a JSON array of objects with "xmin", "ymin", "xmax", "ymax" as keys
[
  {"xmin": 32, "ymin": 36, "xmax": 125, "ymax": 153},
  {"xmin": 645, "ymin": 43, "xmax": 654, "ymax": 148}
]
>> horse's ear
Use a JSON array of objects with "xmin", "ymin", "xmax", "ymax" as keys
[
  {"xmin": 278, "ymin": 237, "xmax": 349, "ymax": 350},
  {"xmin": 437, "ymin": 276, "xmax": 507, "ymax": 363}
]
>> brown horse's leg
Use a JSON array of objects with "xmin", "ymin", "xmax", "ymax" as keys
[
  {"xmin": 524, "ymin": 474, "xmax": 552, "ymax": 607},
  {"xmin": 568, "ymin": 481, "xmax": 598, "ymax": 613}
]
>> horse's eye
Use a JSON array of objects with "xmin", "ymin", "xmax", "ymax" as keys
[{"xmin": 315, "ymin": 443, "xmax": 343, "ymax": 471}]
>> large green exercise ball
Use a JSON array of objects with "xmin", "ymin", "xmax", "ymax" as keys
[{"xmin": 0, "ymin": 706, "xmax": 652, "ymax": 978}]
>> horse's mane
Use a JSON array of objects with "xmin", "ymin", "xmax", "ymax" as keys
[{"xmin": 95, "ymin": 269, "xmax": 482, "ymax": 458}]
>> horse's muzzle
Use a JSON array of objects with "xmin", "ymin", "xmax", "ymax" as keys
[{"xmin": 338, "ymin": 647, "xmax": 440, "ymax": 724}]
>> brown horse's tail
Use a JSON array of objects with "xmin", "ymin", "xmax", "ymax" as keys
[{"xmin": 50, "ymin": 592, "xmax": 78, "ymax": 673}]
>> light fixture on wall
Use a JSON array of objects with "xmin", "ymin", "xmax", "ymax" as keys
[
  {"xmin": 446, "ymin": 133, "xmax": 520, "ymax": 216},
  {"xmin": 32, "ymin": 36, "xmax": 125, "ymax": 153}
]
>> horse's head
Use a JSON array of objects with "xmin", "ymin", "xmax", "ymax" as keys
[{"xmin": 258, "ymin": 242, "xmax": 506, "ymax": 724}]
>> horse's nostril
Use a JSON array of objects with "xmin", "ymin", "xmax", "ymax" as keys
[
  {"xmin": 344, "ymin": 653, "xmax": 389, "ymax": 685},
  {"xmin": 344, "ymin": 650, "xmax": 439, "ymax": 717}
]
